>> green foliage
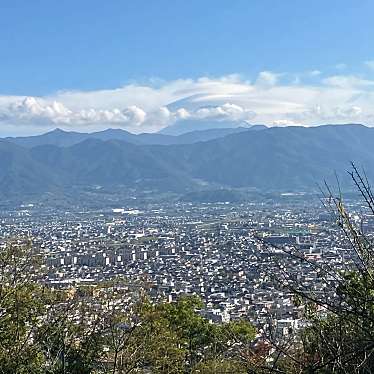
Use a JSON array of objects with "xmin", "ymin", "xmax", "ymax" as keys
[
  {"xmin": 298, "ymin": 271, "xmax": 374, "ymax": 372},
  {"xmin": 157, "ymin": 295, "xmax": 213, "ymax": 365},
  {"xmin": 192, "ymin": 358, "xmax": 247, "ymax": 373},
  {"xmin": 0, "ymin": 242, "xmax": 257, "ymax": 373},
  {"xmin": 0, "ymin": 242, "xmax": 47, "ymax": 373},
  {"xmin": 262, "ymin": 166, "xmax": 374, "ymax": 373}
]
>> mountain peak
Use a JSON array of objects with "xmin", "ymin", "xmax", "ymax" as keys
[
  {"xmin": 48, "ymin": 128, "xmax": 68, "ymax": 134},
  {"xmin": 1, "ymin": 124, "xmax": 374, "ymax": 197}
]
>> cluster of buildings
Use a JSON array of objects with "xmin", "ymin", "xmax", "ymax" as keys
[{"xmin": 0, "ymin": 195, "xmax": 371, "ymax": 337}]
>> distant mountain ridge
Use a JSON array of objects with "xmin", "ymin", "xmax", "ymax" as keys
[
  {"xmin": 0, "ymin": 124, "xmax": 373, "ymax": 198},
  {"xmin": 158, "ymin": 119, "xmax": 261, "ymax": 135},
  {"xmin": 4, "ymin": 126, "xmax": 260, "ymax": 148}
]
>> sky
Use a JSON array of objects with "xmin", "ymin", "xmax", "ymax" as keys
[{"xmin": 1, "ymin": 0, "xmax": 374, "ymax": 136}]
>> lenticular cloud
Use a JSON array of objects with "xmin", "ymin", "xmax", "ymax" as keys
[{"xmin": 0, "ymin": 72, "xmax": 374, "ymax": 135}]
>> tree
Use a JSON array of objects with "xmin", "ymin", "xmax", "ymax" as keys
[
  {"xmin": 0, "ymin": 238, "xmax": 258, "ymax": 373},
  {"xmin": 255, "ymin": 164, "xmax": 374, "ymax": 373},
  {"xmin": 155, "ymin": 295, "xmax": 256, "ymax": 372},
  {"xmin": 0, "ymin": 240, "xmax": 47, "ymax": 373}
]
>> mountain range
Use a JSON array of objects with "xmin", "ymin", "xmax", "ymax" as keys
[
  {"xmin": 5, "ymin": 126, "xmax": 262, "ymax": 148},
  {"xmin": 0, "ymin": 124, "xmax": 373, "ymax": 198}
]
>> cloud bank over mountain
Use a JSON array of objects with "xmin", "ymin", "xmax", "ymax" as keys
[{"xmin": 1, "ymin": 70, "xmax": 374, "ymax": 136}]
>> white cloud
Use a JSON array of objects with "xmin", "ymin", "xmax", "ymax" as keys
[
  {"xmin": 308, "ymin": 70, "xmax": 322, "ymax": 77},
  {"xmin": 322, "ymin": 75, "xmax": 374, "ymax": 88},
  {"xmin": 271, "ymin": 119, "xmax": 299, "ymax": 126},
  {"xmin": 2, "ymin": 97, "xmax": 147, "ymax": 128},
  {"xmin": 255, "ymin": 71, "xmax": 279, "ymax": 87},
  {"xmin": 121, "ymin": 106, "xmax": 147, "ymax": 125},
  {"xmin": 175, "ymin": 108, "xmax": 190, "ymax": 120},
  {"xmin": 290, "ymin": 104, "xmax": 365, "ymax": 123},
  {"xmin": 1, "ymin": 71, "xmax": 374, "ymax": 136},
  {"xmin": 194, "ymin": 103, "xmax": 255, "ymax": 121}
]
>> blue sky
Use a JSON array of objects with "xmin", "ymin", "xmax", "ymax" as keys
[{"xmin": 1, "ymin": 0, "xmax": 374, "ymax": 135}]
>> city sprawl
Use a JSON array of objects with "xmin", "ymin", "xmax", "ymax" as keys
[{"xmin": 1, "ymin": 194, "xmax": 371, "ymax": 338}]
